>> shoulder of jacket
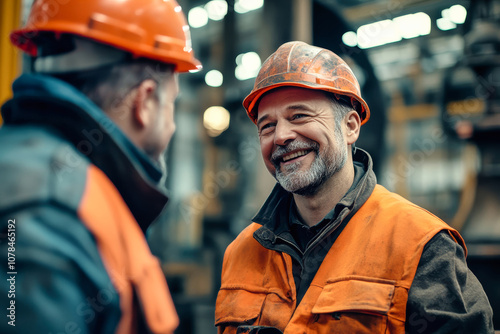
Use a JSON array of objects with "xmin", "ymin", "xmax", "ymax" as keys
[
  {"xmin": 225, "ymin": 223, "xmax": 263, "ymax": 255},
  {"xmin": 239, "ymin": 222, "xmax": 262, "ymax": 238},
  {"xmin": 0, "ymin": 126, "xmax": 90, "ymax": 213},
  {"xmin": 369, "ymin": 185, "xmax": 454, "ymax": 237},
  {"xmin": 373, "ymin": 185, "xmax": 445, "ymax": 219}
]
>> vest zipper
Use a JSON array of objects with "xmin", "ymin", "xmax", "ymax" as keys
[
  {"xmin": 302, "ymin": 207, "xmax": 350, "ymax": 260},
  {"xmin": 275, "ymin": 235, "xmax": 304, "ymax": 257}
]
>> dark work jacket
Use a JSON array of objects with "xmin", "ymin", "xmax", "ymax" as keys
[
  {"xmin": 0, "ymin": 74, "xmax": 177, "ymax": 334},
  {"xmin": 217, "ymin": 149, "xmax": 494, "ymax": 333}
]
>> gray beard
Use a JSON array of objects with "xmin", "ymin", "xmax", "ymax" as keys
[{"xmin": 273, "ymin": 138, "xmax": 347, "ymax": 196}]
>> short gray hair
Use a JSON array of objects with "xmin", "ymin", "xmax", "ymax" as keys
[
  {"xmin": 324, "ymin": 92, "xmax": 354, "ymax": 129},
  {"xmin": 55, "ymin": 58, "xmax": 175, "ymax": 113}
]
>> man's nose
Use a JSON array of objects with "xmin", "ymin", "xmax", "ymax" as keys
[{"xmin": 274, "ymin": 122, "xmax": 296, "ymax": 146}]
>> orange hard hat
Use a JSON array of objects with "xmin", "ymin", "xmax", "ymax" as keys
[
  {"xmin": 243, "ymin": 41, "xmax": 370, "ymax": 125},
  {"xmin": 10, "ymin": 0, "xmax": 201, "ymax": 73}
]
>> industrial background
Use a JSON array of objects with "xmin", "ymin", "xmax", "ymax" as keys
[{"xmin": 1, "ymin": 0, "xmax": 499, "ymax": 332}]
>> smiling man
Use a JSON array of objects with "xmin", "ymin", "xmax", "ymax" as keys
[{"xmin": 215, "ymin": 41, "xmax": 493, "ymax": 333}]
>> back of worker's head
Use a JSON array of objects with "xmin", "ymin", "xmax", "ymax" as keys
[
  {"xmin": 11, "ymin": 0, "xmax": 201, "ymax": 112},
  {"xmin": 28, "ymin": 34, "xmax": 174, "ymax": 116}
]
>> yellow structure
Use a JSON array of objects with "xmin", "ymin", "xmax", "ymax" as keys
[{"xmin": 0, "ymin": 0, "xmax": 22, "ymax": 124}]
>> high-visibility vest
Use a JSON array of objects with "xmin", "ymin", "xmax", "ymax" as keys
[
  {"xmin": 216, "ymin": 185, "xmax": 465, "ymax": 334},
  {"xmin": 79, "ymin": 164, "xmax": 178, "ymax": 334}
]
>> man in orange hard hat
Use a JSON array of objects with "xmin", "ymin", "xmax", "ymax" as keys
[
  {"xmin": 0, "ymin": 1, "xmax": 200, "ymax": 333},
  {"xmin": 215, "ymin": 41, "xmax": 494, "ymax": 333}
]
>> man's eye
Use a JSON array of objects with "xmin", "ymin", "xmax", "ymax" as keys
[
  {"xmin": 259, "ymin": 123, "xmax": 275, "ymax": 134},
  {"xmin": 292, "ymin": 114, "xmax": 307, "ymax": 120}
]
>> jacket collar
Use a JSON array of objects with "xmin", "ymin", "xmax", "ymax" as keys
[{"xmin": 1, "ymin": 74, "xmax": 168, "ymax": 231}]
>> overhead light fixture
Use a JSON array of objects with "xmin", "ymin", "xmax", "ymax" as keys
[
  {"xmin": 345, "ymin": 12, "xmax": 431, "ymax": 49},
  {"xmin": 235, "ymin": 0, "xmax": 264, "ymax": 14},
  {"xmin": 188, "ymin": 7, "xmax": 208, "ymax": 28},
  {"xmin": 437, "ymin": 17, "xmax": 457, "ymax": 31},
  {"xmin": 357, "ymin": 19, "xmax": 402, "ymax": 49},
  {"xmin": 205, "ymin": 0, "xmax": 228, "ymax": 21},
  {"xmin": 342, "ymin": 31, "xmax": 357, "ymax": 47},
  {"xmin": 235, "ymin": 52, "xmax": 261, "ymax": 81},
  {"xmin": 203, "ymin": 106, "xmax": 230, "ymax": 137},
  {"xmin": 449, "ymin": 5, "xmax": 467, "ymax": 24},
  {"xmin": 205, "ymin": 70, "xmax": 224, "ymax": 87},
  {"xmin": 437, "ymin": 4, "xmax": 467, "ymax": 31},
  {"xmin": 393, "ymin": 12, "xmax": 431, "ymax": 39}
]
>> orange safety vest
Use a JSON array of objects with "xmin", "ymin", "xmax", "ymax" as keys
[
  {"xmin": 78, "ymin": 164, "xmax": 178, "ymax": 334},
  {"xmin": 216, "ymin": 185, "xmax": 465, "ymax": 334}
]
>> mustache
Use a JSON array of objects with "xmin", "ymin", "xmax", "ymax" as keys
[{"xmin": 271, "ymin": 140, "xmax": 319, "ymax": 166}]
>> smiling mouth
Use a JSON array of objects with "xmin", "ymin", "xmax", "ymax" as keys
[{"xmin": 281, "ymin": 150, "xmax": 311, "ymax": 163}]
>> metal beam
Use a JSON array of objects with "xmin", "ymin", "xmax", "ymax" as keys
[{"xmin": 0, "ymin": 0, "xmax": 22, "ymax": 122}]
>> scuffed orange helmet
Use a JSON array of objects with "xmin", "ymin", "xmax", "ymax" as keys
[
  {"xmin": 10, "ymin": 0, "xmax": 201, "ymax": 72},
  {"xmin": 243, "ymin": 41, "xmax": 370, "ymax": 125}
]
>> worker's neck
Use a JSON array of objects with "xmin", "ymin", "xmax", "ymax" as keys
[{"xmin": 293, "ymin": 163, "xmax": 354, "ymax": 227}]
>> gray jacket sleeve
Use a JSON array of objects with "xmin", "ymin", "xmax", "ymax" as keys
[
  {"xmin": 406, "ymin": 231, "xmax": 494, "ymax": 333},
  {"xmin": 0, "ymin": 206, "xmax": 121, "ymax": 334}
]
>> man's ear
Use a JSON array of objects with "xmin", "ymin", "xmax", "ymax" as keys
[
  {"xmin": 344, "ymin": 110, "xmax": 361, "ymax": 145},
  {"xmin": 132, "ymin": 79, "xmax": 158, "ymax": 128}
]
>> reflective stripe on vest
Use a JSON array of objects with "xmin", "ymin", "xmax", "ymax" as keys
[
  {"xmin": 78, "ymin": 164, "xmax": 178, "ymax": 334},
  {"xmin": 216, "ymin": 184, "xmax": 465, "ymax": 334}
]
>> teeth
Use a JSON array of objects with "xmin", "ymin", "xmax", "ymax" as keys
[{"xmin": 282, "ymin": 150, "xmax": 308, "ymax": 162}]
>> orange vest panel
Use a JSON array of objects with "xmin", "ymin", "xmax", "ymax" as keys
[
  {"xmin": 216, "ymin": 185, "xmax": 465, "ymax": 334},
  {"xmin": 78, "ymin": 164, "xmax": 179, "ymax": 334}
]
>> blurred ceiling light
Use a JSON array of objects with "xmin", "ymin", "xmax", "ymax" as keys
[
  {"xmin": 235, "ymin": 0, "xmax": 264, "ymax": 14},
  {"xmin": 203, "ymin": 106, "xmax": 230, "ymax": 137},
  {"xmin": 357, "ymin": 19, "xmax": 401, "ymax": 49},
  {"xmin": 437, "ymin": 17, "xmax": 457, "ymax": 31},
  {"xmin": 188, "ymin": 7, "xmax": 208, "ymax": 28},
  {"xmin": 441, "ymin": 8, "xmax": 450, "ymax": 19},
  {"xmin": 449, "ymin": 4, "xmax": 467, "ymax": 24},
  {"xmin": 235, "ymin": 51, "xmax": 261, "ymax": 80},
  {"xmin": 394, "ymin": 12, "xmax": 431, "ymax": 39},
  {"xmin": 242, "ymin": 52, "xmax": 261, "ymax": 69},
  {"xmin": 342, "ymin": 31, "xmax": 357, "ymax": 47},
  {"xmin": 235, "ymin": 53, "xmax": 244, "ymax": 65},
  {"xmin": 205, "ymin": 0, "xmax": 228, "ymax": 21},
  {"xmin": 439, "ymin": 4, "xmax": 466, "ymax": 30},
  {"xmin": 205, "ymin": 70, "xmax": 223, "ymax": 87},
  {"xmin": 353, "ymin": 12, "xmax": 431, "ymax": 49}
]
